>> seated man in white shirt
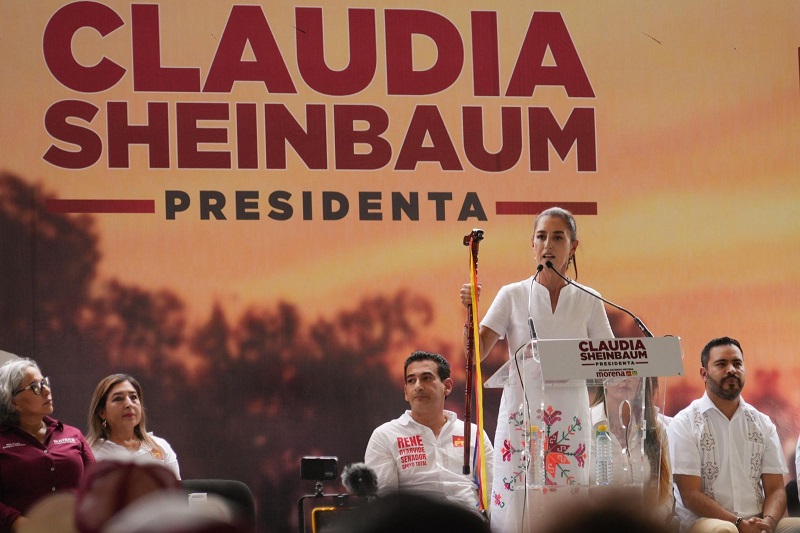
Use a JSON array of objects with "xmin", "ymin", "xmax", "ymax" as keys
[
  {"xmin": 364, "ymin": 351, "xmax": 493, "ymax": 516},
  {"xmin": 668, "ymin": 336, "xmax": 800, "ymax": 533}
]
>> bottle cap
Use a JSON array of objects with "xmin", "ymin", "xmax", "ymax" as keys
[
  {"xmin": 530, "ymin": 425, "xmax": 539, "ymax": 432},
  {"xmin": 597, "ymin": 424, "xmax": 609, "ymax": 432}
]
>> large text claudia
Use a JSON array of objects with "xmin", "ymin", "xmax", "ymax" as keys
[{"xmin": 42, "ymin": 3, "xmax": 598, "ymax": 172}]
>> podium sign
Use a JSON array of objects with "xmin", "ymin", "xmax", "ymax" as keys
[
  {"xmin": 537, "ymin": 336, "xmax": 684, "ymax": 381},
  {"xmin": 482, "ymin": 335, "xmax": 683, "ymax": 533}
]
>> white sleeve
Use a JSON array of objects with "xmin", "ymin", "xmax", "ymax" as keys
[
  {"xmin": 759, "ymin": 416, "xmax": 787, "ymax": 475},
  {"xmin": 364, "ymin": 426, "xmax": 398, "ymax": 495},
  {"xmin": 481, "ymin": 285, "xmax": 512, "ymax": 340},
  {"xmin": 586, "ymin": 296, "xmax": 614, "ymax": 338},
  {"xmin": 667, "ymin": 411, "xmax": 701, "ymax": 477},
  {"xmin": 154, "ymin": 435, "xmax": 181, "ymax": 480}
]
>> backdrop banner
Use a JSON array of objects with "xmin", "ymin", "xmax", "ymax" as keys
[{"xmin": 1, "ymin": 2, "xmax": 799, "ymax": 531}]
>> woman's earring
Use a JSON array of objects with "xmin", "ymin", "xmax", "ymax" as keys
[{"xmin": 102, "ymin": 419, "xmax": 107, "ymax": 429}]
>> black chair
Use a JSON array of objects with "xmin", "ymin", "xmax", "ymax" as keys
[
  {"xmin": 787, "ymin": 480, "xmax": 800, "ymax": 517},
  {"xmin": 183, "ymin": 479, "xmax": 256, "ymax": 532}
]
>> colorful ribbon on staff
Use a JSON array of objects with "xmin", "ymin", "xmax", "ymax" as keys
[{"xmin": 468, "ymin": 241, "xmax": 489, "ymax": 512}]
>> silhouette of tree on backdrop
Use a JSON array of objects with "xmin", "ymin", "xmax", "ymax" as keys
[
  {"xmin": 0, "ymin": 172, "xmax": 457, "ymax": 532},
  {"xmin": 86, "ymin": 279, "xmax": 187, "ymax": 390},
  {"xmin": 5, "ymin": 172, "xmax": 795, "ymax": 532},
  {"xmin": 0, "ymin": 172, "xmax": 190, "ymax": 419},
  {"xmin": 0, "ymin": 172, "xmax": 109, "ymax": 423},
  {"xmin": 176, "ymin": 292, "xmax": 443, "ymax": 531},
  {"xmin": 0, "ymin": 173, "xmax": 98, "ymax": 353}
]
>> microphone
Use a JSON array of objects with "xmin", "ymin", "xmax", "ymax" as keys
[
  {"xmin": 528, "ymin": 317, "xmax": 537, "ymax": 340},
  {"xmin": 544, "ymin": 261, "xmax": 653, "ymax": 337},
  {"xmin": 342, "ymin": 463, "xmax": 379, "ymax": 498},
  {"xmin": 528, "ymin": 264, "xmax": 544, "ymax": 340}
]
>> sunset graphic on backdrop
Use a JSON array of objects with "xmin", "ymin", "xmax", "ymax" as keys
[{"xmin": 2, "ymin": 2, "xmax": 800, "ymax": 531}]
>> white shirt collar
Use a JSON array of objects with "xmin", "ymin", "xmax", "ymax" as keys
[{"xmin": 698, "ymin": 391, "xmax": 748, "ymax": 417}]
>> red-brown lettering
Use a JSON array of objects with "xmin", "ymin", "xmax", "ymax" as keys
[
  {"xmin": 264, "ymin": 104, "xmax": 327, "ymax": 169},
  {"xmin": 296, "ymin": 8, "xmax": 377, "ymax": 96},
  {"xmin": 176, "ymin": 103, "xmax": 231, "ymax": 169},
  {"xmin": 385, "ymin": 10, "xmax": 464, "ymax": 95},
  {"xmin": 43, "ymin": 100, "xmax": 102, "ymax": 169},
  {"xmin": 131, "ymin": 4, "xmax": 201, "ymax": 92},
  {"xmin": 43, "ymin": 1, "xmax": 125, "ymax": 92},
  {"xmin": 463, "ymin": 106, "xmax": 522, "ymax": 172},
  {"xmin": 204, "ymin": 6, "xmax": 295, "ymax": 93},
  {"xmin": 529, "ymin": 107, "xmax": 596, "ymax": 172},
  {"xmin": 395, "ymin": 106, "xmax": 462, "ymax": 170},
  {"xmin": 334, "ymin": 105, "xmax": 391, "ymax": 170},
  {"xmin": 107, "ymin": 101, "xmax": 170, "ymax": 168},
  {"xmin": 236, "ymin": 104, "xmax": 259, "ymax": 169},
  {"xmin": 471, "ymin": 12, "xmax": 500, "ymax": 97},
  {"xmin": 507, "ymin": 12, "xmax": 594, "ymax": 98}
]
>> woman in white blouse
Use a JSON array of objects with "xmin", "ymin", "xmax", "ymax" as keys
[
  {"xmin": 86, "ymin": 374, "xmax": 180, "ymax": 479},
  {"xmin": 590, "ymin": 377, "xmax": 673, "ymax": 521}
]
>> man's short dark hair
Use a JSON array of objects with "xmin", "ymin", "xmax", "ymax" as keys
[
  {"xmin": 404, "ymin": 351, "xmax": 451, "ymax": 381},
  {"xmin": 700, "ymin": 336, "xmax": 743, "ymax": 368}
]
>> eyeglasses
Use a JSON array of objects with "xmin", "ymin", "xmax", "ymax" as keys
[{"xmin": 12, "ymin": 377, "xmax": 51, "ymax": 397}]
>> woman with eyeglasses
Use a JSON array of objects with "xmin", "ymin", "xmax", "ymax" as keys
[
  {"xmin": 86, "ymin": 374, "xmax": 180, "ymax": 479},
  {"xmin": 0, "ymin": 357, "xmax": 94, "ymax": 533}
]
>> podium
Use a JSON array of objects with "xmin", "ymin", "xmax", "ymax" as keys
[{"xmin": 484, "ymin": 336, "xmax": 683, "ymax": 532}]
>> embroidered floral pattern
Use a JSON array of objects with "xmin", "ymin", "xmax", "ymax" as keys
[
  {"xmin": 574, "ymin": 443, "xmax": 587, "ymax": 468},
  {"xmin": 501, "ymin": 409, "xmax": 530, "ymax": 490},
  {"xmin": 541, "ymin": 406, "xmax": 563, "ymax": 428},
  {"xmin": 493, "ymin": 491, "xmax": 505, "ymax": 508},
  {"xmin": 541, "ymin": 406, "xmax": 584, "ymax": 486},
  {"xmin": 501, "ymin": 439, "xmax": 512, "ymax": 462},
  {"xmin": 499, "ymin": 405, "xmax": 586, "ymax": 490}
]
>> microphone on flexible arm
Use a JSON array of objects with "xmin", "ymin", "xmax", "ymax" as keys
[
  {"xmin": 528, "ymin": 265, "xmax": 544, "ymax": 340},
  {"xmin": 342, "ymin": 462, "xmax": 379, "ymax": 499},
  {"xmin": 544, "ymin": 261, "xmax": 654, "ymax": 337}
]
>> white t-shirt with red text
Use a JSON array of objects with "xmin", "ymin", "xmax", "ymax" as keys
[{"xmin": 365, "ymin": 409, "xmax": 493, "ymax": 512}]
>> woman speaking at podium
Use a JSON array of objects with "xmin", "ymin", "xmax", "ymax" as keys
[{"xmin": 460, "ymin": 207, "xmax": 613, "ymax": 532}]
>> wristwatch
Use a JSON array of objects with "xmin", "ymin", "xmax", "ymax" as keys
[{"xmin": 735, "ymin": 517, "xmax": 744, "ymax": 528}]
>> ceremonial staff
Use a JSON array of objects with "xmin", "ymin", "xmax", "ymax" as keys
[{"xmin": 462, "ymin": 228, "xmax": 483, "ymax": 475}]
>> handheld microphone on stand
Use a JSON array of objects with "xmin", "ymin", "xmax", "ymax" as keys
[
  {"xmin": 532, "ymin": 263, "xmax": 544, "ymax": 282},
  {"xmin": 528, "ymin": 264, "xmax": 544, "ymax": 340},
  {"xmin": 543, "ymin": 261, "xmax": 654, "ymax": 337}
]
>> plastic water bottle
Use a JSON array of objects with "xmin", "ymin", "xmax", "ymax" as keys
[
  {"xmin": 528, "ymin": 425, "xmax": 545, "ymax": 487},
  {"xmin": 595, "ymin": 424, "xmax": 614, "ymax": 486}
]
